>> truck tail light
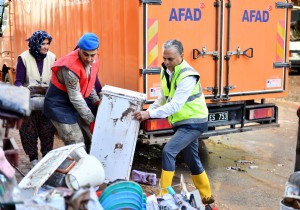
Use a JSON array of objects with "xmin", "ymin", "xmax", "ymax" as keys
[
  {"xmin": 248, "ymin": 107, "xmax": 274, "ymax": 120},
  {"xmin": 144, "ymin": 118, "xmax": 172, "ymax": 132}
]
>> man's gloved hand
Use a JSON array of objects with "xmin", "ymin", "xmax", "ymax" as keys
[
  {"xmin": 93, "ymin": 101, "xmax": 100, "ymax": 107},
  {"xmin": 90, "ymin": 121, "xmax": 95, "ymax": 134},
  {"xmin": 98, "ymin": 92, "xmax": 103, "ymax": 101},
  {"xmin": 91, "ymin": 101, "xmax": 100, "ymax": 117}
]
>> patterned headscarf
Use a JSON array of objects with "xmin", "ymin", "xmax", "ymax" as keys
[{"xmin": 27, "ymin": 30, "xmax": 52, "ymax": 60}]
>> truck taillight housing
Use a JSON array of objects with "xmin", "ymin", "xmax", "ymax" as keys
[
  {"xmin": 248, "ymin": 107, "xmax": 274, "ymax": 120},
  {"xmin": 144, "ymin": 118, "xmax": 172, "ymax": 132}
]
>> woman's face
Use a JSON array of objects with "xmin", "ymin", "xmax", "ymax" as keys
[{"xmin": 39, "ymin": 38, "xmax": 50, "ymax": 54}]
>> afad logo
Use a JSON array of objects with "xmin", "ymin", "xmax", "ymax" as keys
[
  {"xmin": 242, "ymin": 5, "xmax": 272, "ymax": 22},
  {"xmin": 169, "ymin": 3, "xmax": 205, "ymax": 21}
]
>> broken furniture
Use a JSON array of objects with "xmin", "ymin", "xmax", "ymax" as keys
[
  {"xmin": 90, "ymin": 85, "xmax": 146, "ymax": 183},
  {"xmin": 18, "ymin": 143, "xmax": 104, "ymax": 198},
  {"xmin": 0, "ymin": 83, "xmax": 31, "ymax": 176}
]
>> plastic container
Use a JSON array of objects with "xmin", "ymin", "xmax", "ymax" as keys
[
  {"xmin": 65, "ymin": 155, "xmax": 105, "ymax": 190},
  {"xmin": 280, "ymin": 200, "xmax": 298, "ymax": 210},
  {"xmin": 101, "ymin": 191, "xmax": 143, "ymax": 209},
  {"xmin": 99, "ymin": 181, "xmax": 146, "ymax": 210},
  {"xmin": 99, "ymin": 181, "xmax": 143, "ymax": 202}
]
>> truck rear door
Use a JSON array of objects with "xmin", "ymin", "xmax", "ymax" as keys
[
  {"xmin": 220, "ymin": 0, "xmax": 291, "ymax": 101},
  {"xmin": 141, "ymin": 0, "xmax": 291, "ymax": 103},
  {"xmin": 141, "ymin": 0, "xmax": 217, "ymax": 103}
]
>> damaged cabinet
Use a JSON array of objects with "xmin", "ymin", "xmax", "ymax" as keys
[
  {"xmin": 18, "ymin": 143, "xmax": 87, "ymax": 197},
  {"xmin": 90, "ymin": 85, "xmax": 146, "ymax": 183}
]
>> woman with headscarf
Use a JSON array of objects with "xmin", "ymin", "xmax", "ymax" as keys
[{"xmin": 14, "ymin": 30, "xmax": 56, "ymax": 169}]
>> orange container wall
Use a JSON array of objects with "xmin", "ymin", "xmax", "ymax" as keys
[
  {"xmin": 146, "ymin": 1, "xmax": 217, "ymax": 84},
  {"xmin": 10, "ymin": 0, "xmax": 290, "ymax": 103},
  {"xmin": 13, "ymin": 0, "xmax": 140, "ymax": 91},
  {"xmin": 144, "ymin": 0, "xmax": 290, "ymax": 103}
]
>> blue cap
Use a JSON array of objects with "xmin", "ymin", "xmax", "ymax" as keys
[{"xmin": 77, "ymin": 33, "xmax": 99, "ymax": 51}]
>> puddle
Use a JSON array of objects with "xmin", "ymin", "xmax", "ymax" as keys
[{"xmin": 202, "ymin": 139, "xmax": 256, "ymax": 171}]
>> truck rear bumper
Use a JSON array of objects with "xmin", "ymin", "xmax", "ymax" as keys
[{"xmin": 140, "ymin": 100, "xmax": 279, "ymax": 145}]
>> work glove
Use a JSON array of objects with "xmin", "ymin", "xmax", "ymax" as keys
[
  {"xmin": 91, "ymin": 101, "xmax": 100, "ymax": 117},
  {"xmin": 90, "ymin": 121, "xmax": 95, "ymax": 134},
  {"xmin": 98, "ymin": 92, "xmax": 104, "ymax": 101},
  {"xmin": 93, "ymin": 101, "xmax": 100, "ymax": 107}
]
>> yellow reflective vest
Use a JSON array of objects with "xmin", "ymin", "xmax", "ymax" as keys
[{"xmin": 161, "ymin": 60, "xmax": 208, "ymax": 127}]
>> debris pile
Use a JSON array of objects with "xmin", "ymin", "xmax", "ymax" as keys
[
  {"xmin": 226, "ymin": 159, "xmax": 257, "ymax": 172},
  {"xmin": 281, "ymin": 171, "xmax": 300, "ymax": 210}
]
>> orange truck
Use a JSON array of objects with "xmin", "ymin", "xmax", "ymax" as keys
[{"xmin": 0, "ymin": 0, "xmax": 293, "ymax": 144}]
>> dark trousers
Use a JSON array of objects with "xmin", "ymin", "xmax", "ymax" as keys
[
  {"xmin": 19, "ymin": 111, "xmax": 55, "ymax": 161},
  {"xmin": 162, "ymin": 127, "xmax": 204, "ymax": 174}
]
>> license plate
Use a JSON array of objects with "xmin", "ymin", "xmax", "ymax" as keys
[{"xmin": 208, "ymin": 111, "xmax": 228, "ymax": 122}]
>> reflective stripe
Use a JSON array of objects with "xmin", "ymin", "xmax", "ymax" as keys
[
  {"xmin": 174, "ymin": 67, "xmax": 194, "ymax": 90},
  {"xmin": 187, "ymin": 92, "xmax": 201, "ymax": 102},
  {"xmin": 172, "ymin": 118, "xmax": 208, "ymax": 127},
  {"xmin": 169, "ymin": 84, "xmax": 202, "ymax": 103},
  {"xmin": 168, "ymin": 92, "xmax": 201, "ymax": 103}
]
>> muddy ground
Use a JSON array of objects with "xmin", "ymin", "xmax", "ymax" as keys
[
  {"xmin": 132, "ymin": 75, "xmax": 300, "ymax": 210},
  {"xmin": 131, "ymin": 100, "xmax": 298, "ymax": 210},
  {"xmin": 11, "ymin": 75, "xmax": 300, "ymax": 210}
]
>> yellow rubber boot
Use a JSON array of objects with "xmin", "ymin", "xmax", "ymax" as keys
[
  {"xmin": 157, "ymin": 170, "xmax": 175, "ymax": 196},
  {"xmin": 191, "ymin": 171, "xmax": 215, "ymax": 204}
]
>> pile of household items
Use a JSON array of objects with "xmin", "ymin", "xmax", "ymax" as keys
[
  {"xmin": 280, "ymin": 171, "xmax": 300, "ymax": 210},
  {"xmin": 0, "ymin": 84, "xmax": 214, "ymax": 209},
  {"xmin": 0, "ymin": 143, "xmax": 207, "ymax": 209},
  {"xmin": 280, "ymin": 106, "xmax": 300, "ymax": 210}
]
